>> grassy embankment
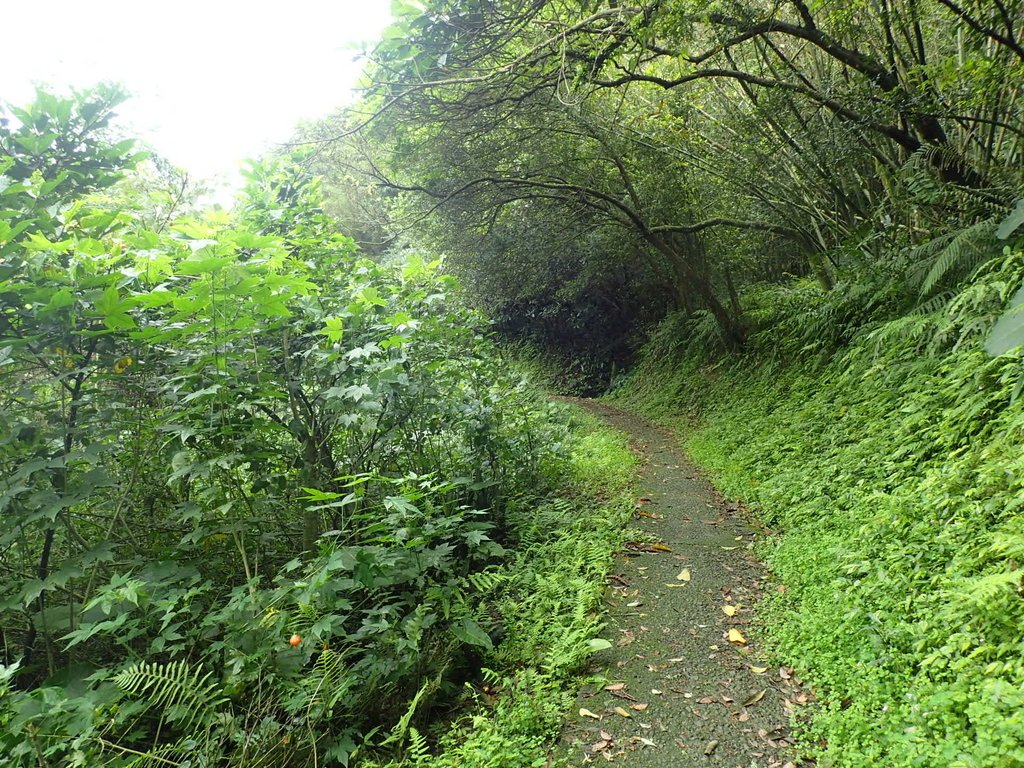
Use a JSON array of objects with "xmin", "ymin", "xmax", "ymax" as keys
[{"xmin": 613, "ymin": 267, "xmax": 1024, "ymax": 767}]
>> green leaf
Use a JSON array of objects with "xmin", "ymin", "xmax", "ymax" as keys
[
  {"xmin": 451, "ymin": 617, "xmax": 493, "ymax": 650},
  {"xmin": 43, "ymin": 288, "xmax": 76, "ymax": 313},
  {"xmin": 997, "ymin": 199, "xmax": 1024, "ymax": 240},
  {"xmin": 985, "ymin": 286, "xmax": 1024, "ymax": 355}
]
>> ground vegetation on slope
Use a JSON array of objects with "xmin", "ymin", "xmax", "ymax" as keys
[{"xmin": 614, "ymin": 212, "xmax": 1024, "ymax": 766}]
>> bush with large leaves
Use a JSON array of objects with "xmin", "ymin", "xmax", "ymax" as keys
[{"xmin": 0, "ymin": 88, "xmax": 567, "ymax": 767}]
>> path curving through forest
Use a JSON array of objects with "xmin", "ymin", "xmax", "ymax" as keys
[{"xmin": 560, "ymin": 400, "xmax": 804, "ymax": 768}]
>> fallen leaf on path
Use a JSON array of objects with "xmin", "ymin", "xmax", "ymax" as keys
[
  {"xmin": 590, "ymin": 740, "xmax": 610, "ymax": 752},
  {"xmin": 780, "ymin": 667, "xmax": 792, "ymax": 679},
  {"xmin": 704, "ymin": 739, "xmax": 719, "ymax": 755},
  {"xmin": 720, "ymin": 545, "xmax": 741, "ymax": 550},
  {"xmin": 676, "ymin": 568, "xmax": 691, "ymax": 582},
  {"xmin": 751, "ymin": 666, "xmax": 769, "ymax": 674},
  {"xmin": 727, "ymin": 629, "xmax": 748, "ymax": 645},
  {"xmin": 613, "ymin": 706, "xmax": 632, "ymax": 718},
  {"xmin": 630, "ymin": 702, "xmax": 649, "ymax": 711},
  {"xmin": 722, "ymin": 605, "xmax": 738, "ymax": 617},
  {"xmin": 600, "ymin": 730, "xmax": 612, "ymax": 741},
  {"xmin": 663, "ymin": 583, "xmax": 687, "ymax": 588},
  {"xmin": 743, "ymin": 689, "xmax": 766, "ymax": 706},
  {"xmin": 604, "ymin": 683, "xmax": 626, "ymax": 691},
  {"xmin": 651, "ymin": 543, "xmax": 672, "ymax": 552},
  {"xmin": 579, "ymin": 708, "xmax": 602, "ymax": 719}
]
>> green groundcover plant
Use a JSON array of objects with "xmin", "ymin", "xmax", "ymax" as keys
[{"xmin": 615, "ymin": 206, "xmax": 1024, "ymax": 767}]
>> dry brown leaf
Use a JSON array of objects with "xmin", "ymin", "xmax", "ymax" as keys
[
  {"xmin": 630, "ymin": 702, "xmax": 649, "ymax": 711},
  {"xmin": 604, "ymin": 683, "xmax": 626, "ymax": 691},
  {"xmin": 743, "ymin": 689, "xmax": 766, "ymax": 706}
]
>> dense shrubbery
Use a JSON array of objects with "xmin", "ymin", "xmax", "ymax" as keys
[
  {"xmin": 615, "ymin": 216, "xmax": 1024, "ymax": 767},
  {"xmin": 0, "ymin": 88, "xmax": 635, "ymax": 767}
]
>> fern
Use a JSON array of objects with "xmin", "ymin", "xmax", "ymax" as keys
[
  {"xmin": 405, "ymin": 726, "xmax": 431, "ymax": 766},
  {"xmin": 465, "ymin": 568, "xmax": 506, "ymax": 595},
  {"xmin": 912, "ymin": 218, "xmax": 999, "ymax": 296},
  {"xmin": 380, "ymin": 679, "xmax": 435, "ymax": 751},
  {"xmin": 304, "ymin": 646, "xmax": 354, "ymax": 711},
  {"xmin": 957, "ymin": 569, "xmax": 1024, "ymax": 608},
  {"xmin": 113, "ymin": 660, "xmax": 227, "ymax": 732}
]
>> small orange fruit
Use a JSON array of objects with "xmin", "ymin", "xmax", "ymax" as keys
[{"xmin": 289, "ymin": 634, "xmax": 302, "ymax": 647}]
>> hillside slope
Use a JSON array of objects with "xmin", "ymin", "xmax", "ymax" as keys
[{"xmin": 614, "ymin": 261, "xmax": 1024, "ymax": 767}]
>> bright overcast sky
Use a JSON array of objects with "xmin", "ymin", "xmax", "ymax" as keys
[{"xmin": 0, "ymin": 0, "xmax": 394, "ymax": 190}]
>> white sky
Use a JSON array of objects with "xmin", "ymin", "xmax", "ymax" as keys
[{"xmin": 0, "ymin": 1, "xmax": 394, "ymax": 192}]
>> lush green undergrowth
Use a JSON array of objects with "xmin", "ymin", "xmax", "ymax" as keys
[
  {"xmin": 614, "ymin": 249, "xmax": 1024, "ymax": 767},
  {"xmin": 0, "ymin": 89, "xmax": 637, "ymax": 767},
  {"xmin": 375, "ymin": 410, "xmax": 636, "ymax": 767}
]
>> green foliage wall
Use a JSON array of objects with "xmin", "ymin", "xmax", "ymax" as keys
[{"xmin": 0, "ymin": 88, "xmax": 613, "ymax": 768}]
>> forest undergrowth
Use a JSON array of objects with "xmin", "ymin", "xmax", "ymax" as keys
[
  {"xmin": 614, "ymin": 224, "xmax": 1024, "ymax": 767},
  {"xmin": 0, "ymin": 88, "xmax": 637, "ymax": 767}
]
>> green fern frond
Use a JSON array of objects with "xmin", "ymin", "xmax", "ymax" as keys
[
  {"xmin": 989, "ymin": 529, "xmax": 1024, "ymax": 561},
  {"xmin": 305, "ymin": 646, "xmax": 354, "ymax": 711},
  {"xmin": 908, "ymin": 291, "xmax": 955, "ymax": 317},
  {"xmin": 406, "ymin": 726, "xmax": 431, "ymax": 766},
  {"xmin": 914, "ymin": 219, "xmax": 999, "ymax": 296},
  {"xmin": 957, "ymin": 570, "xmax": 1023, "ymax": 607},
  {"xmin": 381, "ymin": 679, "xmax": 434, "ymax": 751},
  {"xmin": 465, "ymin": 568, "xmax": 507, "ymax": 595},
  {"xmin": 113, "ymin": 659, "xmax": 227, "ymax": 732},
  {"xmin": 118, "ymin": 739, "xmax": 189, "ymax": 768}
]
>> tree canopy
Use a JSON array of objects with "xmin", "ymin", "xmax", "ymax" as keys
[{"xmin": 306, "ymin": 0, "xmax": 1020, "ymax": 387}]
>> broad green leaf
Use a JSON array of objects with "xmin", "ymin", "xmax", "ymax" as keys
[
  {"xmin": 451, "ymin": 617, "xmax": 493, "ymax": 650},
  {"xmin": 997, "ymin": 199, "xmax": 1024, "ymax": 240},
  {"xmin": 985, "ymin": 286, "xmax": 1024, "ymax": 355}
]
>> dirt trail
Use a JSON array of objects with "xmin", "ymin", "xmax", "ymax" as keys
[{"xmin": 560, "ymin": 400, "xmax": 800, "ymax": 767}]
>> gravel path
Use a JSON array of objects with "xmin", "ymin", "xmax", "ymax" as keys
[{"xmin": 559, "ymin": 400, "xmax": 804, "ymax": 768}]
